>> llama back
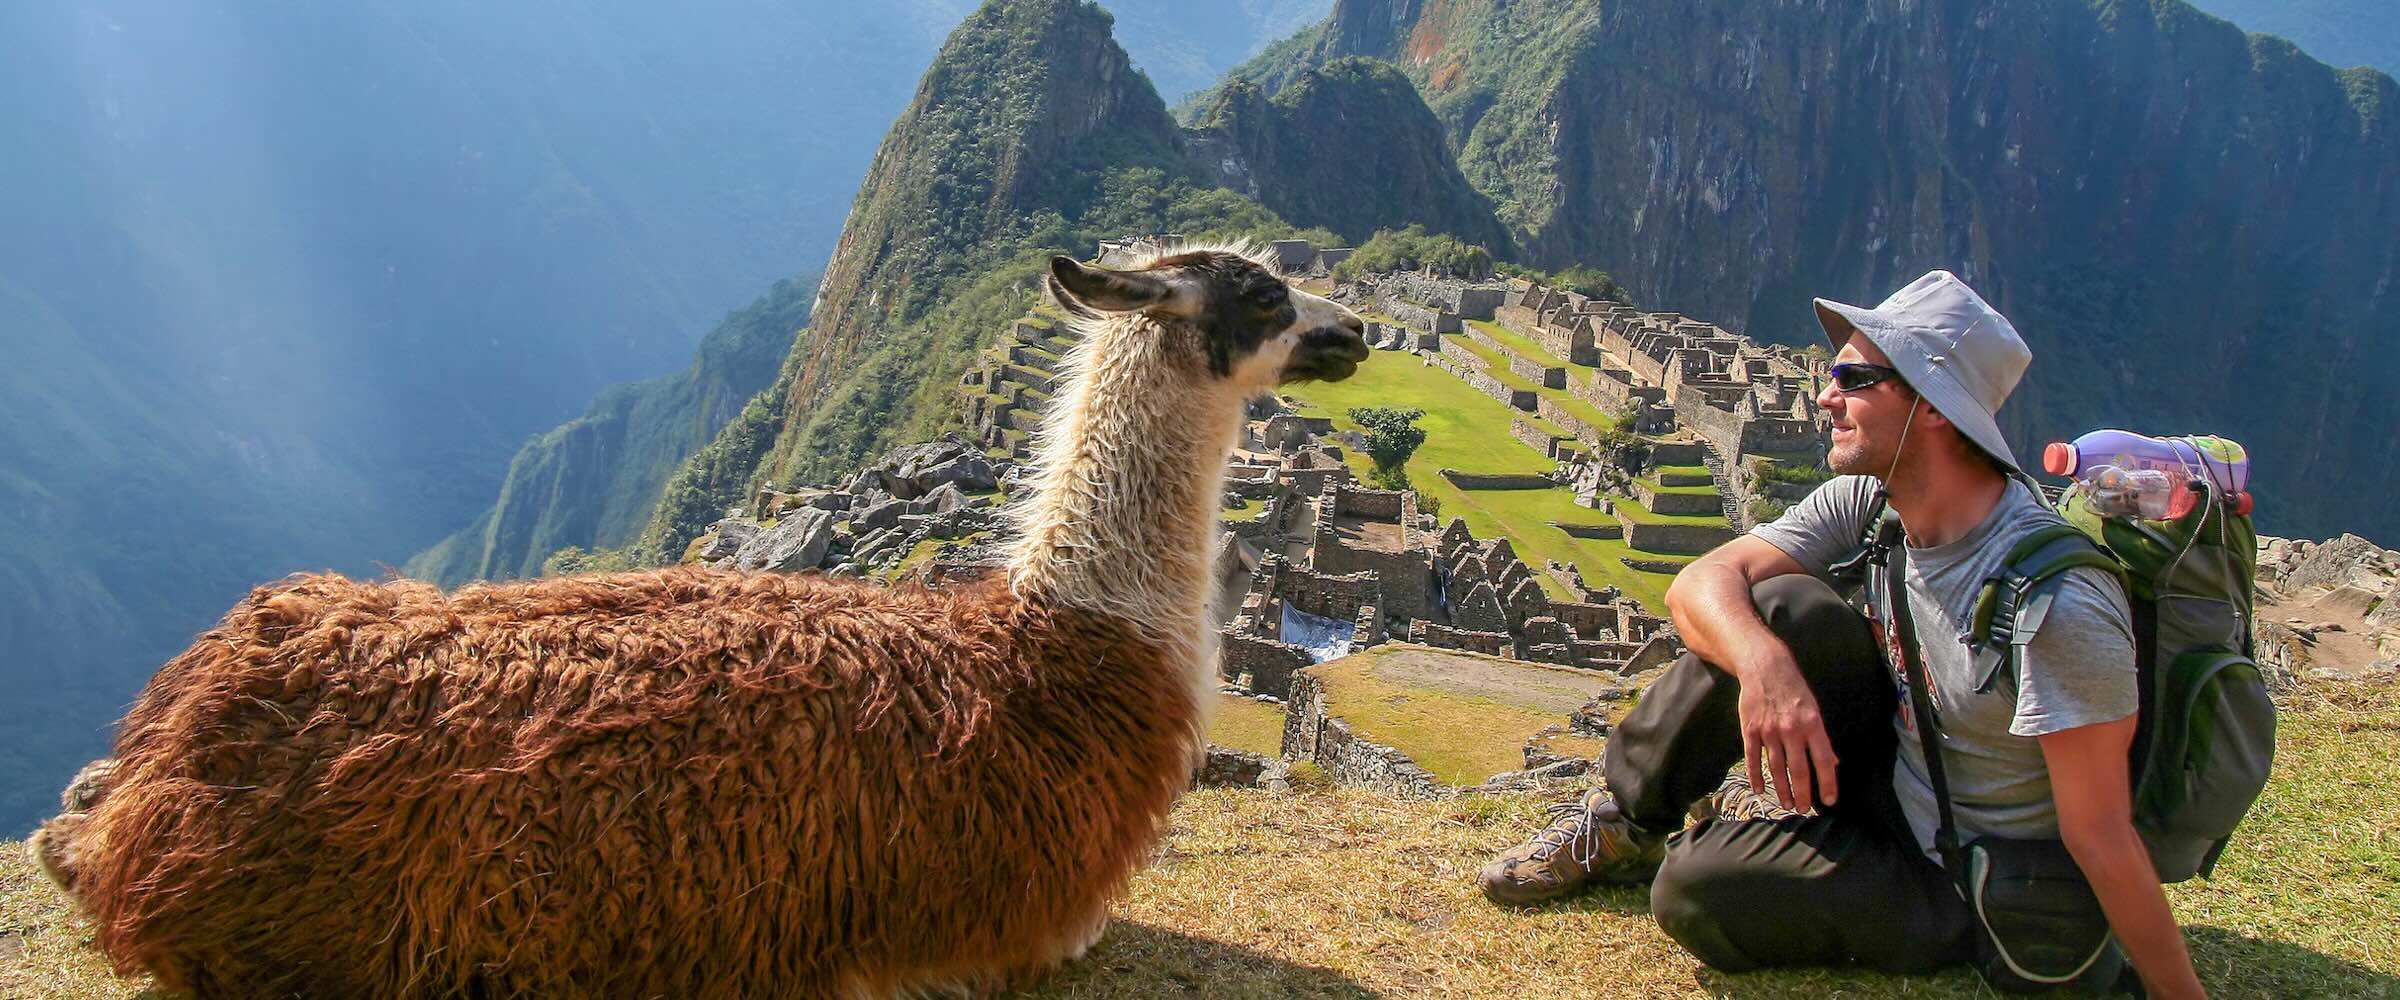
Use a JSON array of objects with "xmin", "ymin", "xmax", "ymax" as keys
[{"xmin": 59, "ymin": 567, "xmax": 1200, "ymax": 997}]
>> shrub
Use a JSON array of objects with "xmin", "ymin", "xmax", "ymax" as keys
[{"xmin": 1347, "ymin": 406, "xmax": 1428, "ymax": 472}]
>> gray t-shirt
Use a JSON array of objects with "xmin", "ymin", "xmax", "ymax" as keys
[{"xmin": 1752, "ymin": 475, "xmax": 2137, "ymax": 855}]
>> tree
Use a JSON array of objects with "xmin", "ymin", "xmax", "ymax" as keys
[{"xmin": 1348, "ymin": 406, "xmax": 1428, "ymax": 473}]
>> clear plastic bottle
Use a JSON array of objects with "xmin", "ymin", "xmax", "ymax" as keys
[
  {"xmin": 2081, "ymin": 465, "xmax": 2192, "ymax": 519},
  {"xmin": 2044, "ymin": 431, "xmax": 2254, "ymax": 518}
]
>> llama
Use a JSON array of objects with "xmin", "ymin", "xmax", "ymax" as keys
[{"xmin": 30, "ymin": 245, "xmax": 1368, "ymax": 999}]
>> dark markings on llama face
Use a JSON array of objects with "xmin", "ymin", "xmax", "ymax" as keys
[{"xmin": 1146, "ymin": 251, "xmax": 1297, "ymax": 377}]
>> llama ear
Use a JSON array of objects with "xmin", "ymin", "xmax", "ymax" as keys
[{"xmin": 1047, "ymin": 256, "xmax": 1170, "ymax": 314}]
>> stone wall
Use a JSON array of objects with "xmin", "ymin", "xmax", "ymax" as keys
[
  {"xmin": 1413, "ymin": 621, "xmax": 1512, "ymax": 656},
  {"xmin": 1512, "ymin": 417, "xmax": 1569, "ymax": 458},
  {"xmin": 1440, "ymin": 470, "xmax": 1555, "ymax": 490},
  {"xmin": 1647, "ymin": 441, "xmax": 1710, "ymax": 466},
  {"xmin": 1425, "ymin": 350, "xmax": 1538, "ymax": 412},
  {"xmin": 1632, "ymin": 480, "xmax": 1725, "ymax": 516},
  {"xmin": 1331, "ymin": 483, "xmax": 1406, "ymax": 521},
  {"xmin": 1315, "ymin": 538, "xmax": 1429, "ymax": 624},
  {"xmin": 1221, "ymin": 628, "xmax": 1315, "ymax": 698},
  {"xmin": 1619, "ymin": 515, "xmax": 1740, "ymax": 554},
  {"xmin": 1537, "ymin": 396, "xmax": 1614, "ymax": 450},
  {"xmin": 1283, "ymin": 669, "xmax": 1447, "ymax": 797}
]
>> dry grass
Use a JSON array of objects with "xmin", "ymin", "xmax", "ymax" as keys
[
  {"xmin": 1210, "ymin": 695, "xmax": 1290, "ymax": 758},
  {"xmin": 10, "ymin": 679, "xmax": 2396, "ymax": 999}
]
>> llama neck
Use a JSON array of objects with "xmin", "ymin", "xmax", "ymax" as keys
[{"xmin": 1006, "ymin": 316, "xmax": 1244, "ymax": 644}]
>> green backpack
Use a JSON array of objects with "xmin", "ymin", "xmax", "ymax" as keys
[{"xmin": 1967, "ymin": 477, "xmax": 2276, "ymax": 882}]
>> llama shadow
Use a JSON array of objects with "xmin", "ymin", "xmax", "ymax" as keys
[
  {"xmin": 1688, "ymin": 926, "xmax": 2400, "ymax": 999},
  {"xmin": 1013, "ymin": 920, "xmax": 1379, "ymax": 998}
]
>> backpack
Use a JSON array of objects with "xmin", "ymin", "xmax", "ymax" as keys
[{"xmin": 1961, "ymin": 475, "xmax": 2275, "ymax": 883}]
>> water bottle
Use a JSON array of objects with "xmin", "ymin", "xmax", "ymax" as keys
[
  {"xmin": 2080, "ymin": 465, "xmax": 2194, "ymax": 519},
  {"xmin": 2043, "ymin": 430, "xmax": 2253, "ymax": 517}
]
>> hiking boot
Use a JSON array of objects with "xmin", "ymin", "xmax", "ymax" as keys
[
  {"xmin": 1477, "ymin": 787, "xmax": 1665, "ymax": 905},
  {"xmin": 1687, "ymin": 769, "xmax": 1801, "ymax": 827}
]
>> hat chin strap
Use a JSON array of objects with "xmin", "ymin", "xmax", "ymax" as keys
[{"xmin": 1881, "ymin": 399, "xmax": 1922, "ymax": 500}]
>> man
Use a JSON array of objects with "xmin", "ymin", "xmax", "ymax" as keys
[{"xmin": 1477, "ymin": 272, "xmax": 2206, "ymax": 997}]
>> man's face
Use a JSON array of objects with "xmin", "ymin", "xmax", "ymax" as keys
[{"xmin": 1817, "ymin": 334, "xmax": 1920, "ymax": 477}]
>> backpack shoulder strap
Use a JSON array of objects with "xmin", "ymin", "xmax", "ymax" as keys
[{"xmin": 1967, "ymin": 523, "xmax": 2127, "ymax": 694}]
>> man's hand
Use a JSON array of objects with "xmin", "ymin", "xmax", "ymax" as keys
[{"xmin": 1737, "ymin": 653, "xmax": 1839, "ymax": 812}]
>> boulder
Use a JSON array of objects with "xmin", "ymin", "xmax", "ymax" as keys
[
  {"xmin": 851, "ymin": 497, "xmax": 907, "ymax": 535},
  {"xmin": 906, "ymin": 452, "xmax": 999, "ymax": 497},
  {"xmin": 733, "ymin": 508, "xmax": 836, "ymax": 573},
  {"xmin": 2283, "ymin": 534, "xmax": 2393, "ymax": 593},
  {"xmin": 699, "ymin": 519, "xmax": 763, "ymax": 562},
  {"xmin": 920, "ymin": 481, "xmax": 969, "ymax": 514}
]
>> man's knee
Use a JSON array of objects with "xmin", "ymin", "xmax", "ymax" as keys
[
  {"xmin": 1748, "ymin": 574, "xmax": 1876, "ymax": 669},
  {"xmin": 1649, "ymin": 842, "xmax": 1765, "ymax": 972}
]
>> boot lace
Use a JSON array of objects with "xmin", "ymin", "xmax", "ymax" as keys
[{"xmin": 1527, "ymin": 796, "xmax": 1614, "ymax": 869}]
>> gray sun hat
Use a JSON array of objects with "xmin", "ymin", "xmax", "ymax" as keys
[{"xmin": 1812, "ymin": 270, "xmax": 2031, "ymax": 475}]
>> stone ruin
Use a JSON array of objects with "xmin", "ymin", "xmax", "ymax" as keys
[{"xmin": 691, "ymin": 435, "xmax": 1005, "ymax": 581}]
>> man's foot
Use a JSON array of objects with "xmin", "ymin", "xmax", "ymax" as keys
[
  {"xmin": 1689, "ymin": 770, "xmax": 1801, "ymax": 826},
  {"xmin": 1477, "ymin": 787, "xmax": 1665, "ymax": 905}
]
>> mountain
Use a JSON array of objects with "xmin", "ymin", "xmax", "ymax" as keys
[
  {"xmin": 1185, "ymin": 58, "xmax": 1513, "ymax": 255},
  {"xmin": 406, "ymin": 277, "xmax": 816, "ymax": 584},
  {"xmin": 1222, "ymin": 0, "xmax": 2400, "ymax": 544},
  {"xmin": 2187, "ymin": 1, "xmax": 2400, "ymax": 75}
]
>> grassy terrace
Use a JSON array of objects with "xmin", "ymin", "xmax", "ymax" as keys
[
  {"xmin": 1309, "ymin": 645, "xmax": 1621, "ymax": 785},
  {"xmin": 1466, "ymin": 318, "xmax": 1569, "ymax": 371},
  {"xmin": 1440, "ymin": 335, "xmax": 1541, "ymax": 393},
  {"xmin": 1208, "ymin": 694, "xmax": 1288, "ymax": 758},
  {"xmin": 1219, "ymin": 497, "xmax": 1263, "ymax": 522},
  {"xmin": 1454, "ymin": 322, "xmax": 1629, "ymax": 441},
  {"xmin": 1611, "ymin": 489, "xmax": 1732, "ymax": 527},
  {"xmin": 1283, "ymin": 353, "xmax": 1683, "ymax": 611},
  {"xmin": 1633, "ymin": 476, "xmax": 1720, "ymax": 496}
]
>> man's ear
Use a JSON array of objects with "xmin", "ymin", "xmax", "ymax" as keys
[{"xmin": 1048, "ymin": 256, "xmax": 1170, "ymax": 313}]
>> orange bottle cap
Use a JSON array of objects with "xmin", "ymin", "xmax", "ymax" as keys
[{"xmin": 2041, "ymin": 442, "xmax": 2077, "ymax": 477}]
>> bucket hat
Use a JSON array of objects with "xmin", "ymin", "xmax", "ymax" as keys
[{"xmin": 1813, "ymin": 270, "xmax": 2029, "ymax": 475}]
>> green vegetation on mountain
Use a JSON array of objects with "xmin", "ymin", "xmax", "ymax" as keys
[
  {"xmin": 407, "ymin": 277, "xmax": 816, "ymax": 585},
  {"xmin": 1333, "ymin": 225, "xmax": 1496, "ymax": 282},
  {"xmin": 1185, "ymin": 58, "xmax": 1513, "ymax": 252}
]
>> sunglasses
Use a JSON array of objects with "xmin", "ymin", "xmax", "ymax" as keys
[{"xmin": 1829, "ymin": 362, "xmax": 1904, "ymax": 393}]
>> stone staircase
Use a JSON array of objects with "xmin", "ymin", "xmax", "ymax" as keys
[{"xmin": 1698, "ymin": 447, "xmax": 1745, "ymax": 531}]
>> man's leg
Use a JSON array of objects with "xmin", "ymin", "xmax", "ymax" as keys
[
  {"xmin": 1604, "ymin": 573, "xmax": 1896, "ymax": 834},
  {"xmin": 1480, "ymin": 574, "xmax": 1894, "ymax": 903},
  {"xmin": 1649, "ymin": 810, "xmax": 1972, "ymax": 974}
]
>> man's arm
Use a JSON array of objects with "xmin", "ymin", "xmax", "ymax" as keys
[
  {"xmin": 1663, "ymin": 536, "xmax": 1838, "ymax": 812},
  {"xmin": 2039, "ymin": 718, "xmax": 2206, "ymax": 1000}
]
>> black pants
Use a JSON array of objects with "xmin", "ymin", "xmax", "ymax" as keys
[{"xmin": 1603, "ymin": 574, "xmax": 1974, "ymax": 975}]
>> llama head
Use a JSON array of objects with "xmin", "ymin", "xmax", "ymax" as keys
[{"xmin": 1046, "ymin": 247, "xmax": 1369, "ymax": 393}]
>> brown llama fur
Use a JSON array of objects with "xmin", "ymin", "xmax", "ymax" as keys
[{"xmin": 40, "ymin": 568, "xmax": 1194, "ymax": 997}]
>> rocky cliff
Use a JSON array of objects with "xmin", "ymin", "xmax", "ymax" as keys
[
  {"xmin": 760, "ymin": 0, "xmax": 1186, "ymax": 486},
  {"xmin": 1185, "ymin": 58, "xmax": 1512, "ymax": 252},
  {"xmin": 1231, "ymin": 0, "xmax": 2400, "ymax": 543}
]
